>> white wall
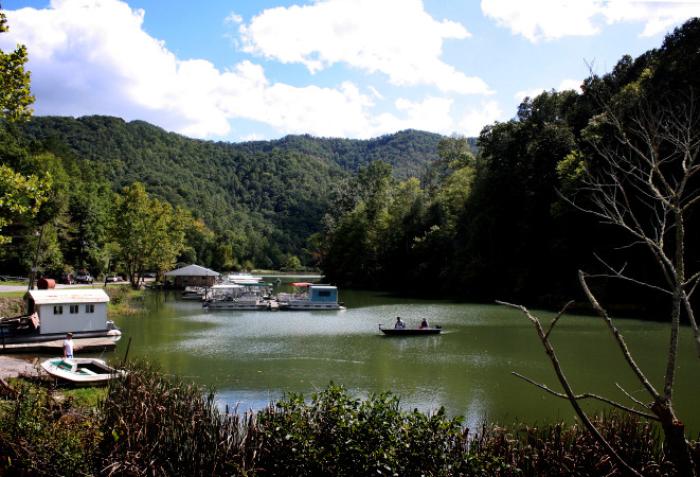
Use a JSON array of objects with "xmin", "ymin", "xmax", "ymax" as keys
[{"xmin": 38, "ymin": 303, "xmax": 108, "ymax": 334}]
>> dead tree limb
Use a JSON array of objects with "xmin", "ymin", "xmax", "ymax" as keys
[
  {"xmin": 511, "ymin": 371, "xmax": 658, "ymax": 420},
  {"xmin": 498, "ymin": 300, "xmax": 644, "ymax": 476}
]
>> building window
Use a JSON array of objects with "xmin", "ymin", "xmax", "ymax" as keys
[
  {"xmin": 85, "ymin": 304, "xmax": 95, "ymax": 313},
  {"xmin": 69, "ymin": 305, "xmax": 79, "ymax": 314},
  {"xmin": 53, "ymin": 305, "xmax": 63, "ymax": 315}
]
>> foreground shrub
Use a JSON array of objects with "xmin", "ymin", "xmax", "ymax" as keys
[
  {"xmin": 0, "ymin": 382, "xmax": 100, "ymax": 476},
  {"xmin": 467, "ymin": 415, "xmax": 673, "ymax": 476},
  {"xmin": 255, "ymin": 385, "xmax": 468, "ymax": 476},
  {"xmin": 99, "ymin": 360, "xmax": 258, "ymax": 476},
  {"xmin": 0, "ymin": 361, "xmax": 688, "ymax": 476}
]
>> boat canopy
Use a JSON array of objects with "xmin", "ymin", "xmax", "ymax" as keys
[
  {"xmin": 291, "ymin": 282, "xmax": 313, "ymax": 287},
  {"xmin": 165, "ymin": 264, "xmax": 220, "ymax": 277}
]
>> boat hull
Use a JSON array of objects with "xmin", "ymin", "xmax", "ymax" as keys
[
  {"xmin": 279, "ymin": 302, "xmax": 345, "ymax": 310},
  {"xmin": 204, "ymin": 300, "xmax": 270, "ymax": 310},
  {"xmin": 41, "ymin": 357, "xmax": 124, "ymax": 385},
  {"xmin": 379, "ymin": 327, "xmax": 442, "ymax": 336}
]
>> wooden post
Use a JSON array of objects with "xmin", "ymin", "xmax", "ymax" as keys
[{"xmin": 121, "ymin": 336, "xmax": 132, "ymax": 368}]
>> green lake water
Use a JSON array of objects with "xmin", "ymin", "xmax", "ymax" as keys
[{"xmin": 111, "ymin": 280, "xmax": 700, "ymax": 430}]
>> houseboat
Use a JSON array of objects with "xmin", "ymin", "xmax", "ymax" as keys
[
  {"xmin": 277, "ymin": 283, "xmax": 345, "ymax": 310},
  {"xmin": 0, "ymin": 289, "xmax": 121, "ymax": 350},
  {"xmin": 203, "ymin": 282, "xmax": 274, "ymax": 310}
]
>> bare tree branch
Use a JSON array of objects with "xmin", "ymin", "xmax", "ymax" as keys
[
  {"xmin": 544, "ymin": 300, "xmax": 574, "ymax": 340},
  {"xmin": 498, "ymin": 300, "xmax": 644, "ymax": 476},
  {"xmin": 578, "ymin": 272, "xmax": 661, "ymax": 402},
  {"xmin": 512, "ymin": 372, "xmax": 659, "ymax": 421},
  {"xmin": 615, "ymin": 383, "xmax": 649, "ymax": 410}
]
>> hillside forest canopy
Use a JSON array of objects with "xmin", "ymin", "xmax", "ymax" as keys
[{"xmin": 0, "ymin": 15, "xmax": 699, "ymax": 312}]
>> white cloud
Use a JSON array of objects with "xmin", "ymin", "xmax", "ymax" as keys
[
  {"xmin": 239, "ymin": 0, "xmax": 491, "ymax": 95},
  {"xmin": 225, "ymin": 12, "xmax": 243, "ymax": 24},
  {"xmin": 0, "ymin": 0, "xmax": 502, "ymax": 140},
  {"xmin": 558, "ymin": 78, "xmax": 583, "ymax": 92},
  {"xmin": 482, "ymin": 0, "xmax": 700, "ymax": 42},
  {"xmin": 373, "ymin": 96, "xmax": 455, "ymax": 134},
  {"xmin": 2, "ymin": 0, "xmax": 232, "ymax": 137},
  {"xmin": 458, "ymin": 101, "xmax": 504, "ymax": 136},
  {"xmin": 238, "ymin": 133, "xmax": 266, "ymax": 142},
  {"xmin": 1, "ymin": 0, "xmax": 472, "ymax": 139},
  {"xmin": 514, "ymin": 79, "xmax": 582, "ymax": 101}
]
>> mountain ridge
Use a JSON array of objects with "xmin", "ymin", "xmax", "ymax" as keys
[{"xmin": 19, "ymin": 115, "xmax": 448, "ymax": 264}]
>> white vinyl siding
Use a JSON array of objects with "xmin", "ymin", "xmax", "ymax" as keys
[{"xmin": 39, "ymin": 303, "xmax": 108, "ymax": 334}]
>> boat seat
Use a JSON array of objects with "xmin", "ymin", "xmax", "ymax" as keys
[{"xmin": 77, "ymin": 368, "xmax": 98, "ymax": 375}]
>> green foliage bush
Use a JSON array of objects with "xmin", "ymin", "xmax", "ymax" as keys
[
  {"xmin": 0, "ymin": 363, "xmax": 687, "ymax": 476},
  {"xmin": 0, "ymin": 381, "xmax": 100, "ymax": 476},
  {"xmin": 256, "ymin": 385, "xmax": 468, "ymax": 476}
]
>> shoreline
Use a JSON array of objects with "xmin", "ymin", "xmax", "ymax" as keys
[{"xmin": 0, "ymin": 355, "xmax": 38, "ymax": 379}]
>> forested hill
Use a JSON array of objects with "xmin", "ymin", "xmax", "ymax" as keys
[
  {"xmin": 237, "ymin": 129, "xmax": 447, "ymax": 178},
  {"xmin": 18, "ymin": 116, "xmax": 444, "ymax": 263}
]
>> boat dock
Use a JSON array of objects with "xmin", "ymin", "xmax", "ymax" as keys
[{"xmin": 0, "ymin": 336, "xmax": 118, "ymax": 354}]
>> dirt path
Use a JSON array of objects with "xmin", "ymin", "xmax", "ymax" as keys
[{"xmin": 0, "ymin": 355, "xmax": 39, "ymax": 379}]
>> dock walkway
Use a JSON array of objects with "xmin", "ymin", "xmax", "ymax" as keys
[{"xmin": 0, "ymin": 337, "xmax": 118, "ymax": 354}]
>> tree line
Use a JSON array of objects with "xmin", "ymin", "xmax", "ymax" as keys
[{"xmin": 320, "ymin": 18, "xmax": 700, "ymax": 314}]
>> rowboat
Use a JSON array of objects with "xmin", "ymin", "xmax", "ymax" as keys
[
  {"xmin": 378, "ymin": 324, "xmax": 442, "ymax": 336},
  {"xmin": 40, "ymin": 357, "xmax": 125, "ymax": 385}
]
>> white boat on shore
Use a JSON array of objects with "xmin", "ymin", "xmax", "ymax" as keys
[{"xmin": 40, "ymin": 357, "xmax": 125, "ymax": 385}]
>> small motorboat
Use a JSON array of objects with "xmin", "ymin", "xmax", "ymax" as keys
[
  {"xmin": 41, "ymin": 357, "xmax": 125, "ymax": 385},
  {"xmin": 378, "ymin": 324, "xmax": 443, "ymax": 336}
]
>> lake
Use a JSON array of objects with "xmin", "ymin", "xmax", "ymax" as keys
[{"xmin": 112, "ymin": 281, "xmax": 700, "ymax": 431}]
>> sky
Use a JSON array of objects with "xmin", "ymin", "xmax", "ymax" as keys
[{"xmin": 1, "ymin": 0, "xmax": 699, "ymax": 142}]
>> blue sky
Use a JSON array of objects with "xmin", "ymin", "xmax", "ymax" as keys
[{"xmin": 1, "ymin": 0, "xmax": 698, "ymax": 142}]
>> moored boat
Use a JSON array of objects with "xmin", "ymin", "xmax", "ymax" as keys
[
  {"xmin": 181, "ymin": 286, "xmax": 206, "ymax": 300},
  {"xmin": 204, "ymin": 296, "xmax": 272, "ymax": 310},
  {"xmin": 40, "ymin": 357, "xmax": 125, "ymax": 385},
  {"xmin": 203, "ymin": 281, "xmax": 275, "ymax": 310},
  {"xmin": 277, "ymin": 283, "xmax": 345, "ymax": 310},
  {"xmin": 378, "ymin": 324, "xmax": 442, "ymax": 336},
  {"xmin": 1, "ymin": 290, "xmax": 122, "ymax": 350}
]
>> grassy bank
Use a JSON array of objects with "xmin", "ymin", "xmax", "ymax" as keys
[
  {"xmin": 0, "ymin": 296, "xmax": 23, "ymax": 316},
  {"xmin": 0, "ymin": 361, "xmax": 689, "ymax": 476},
  {"xmin": 105, "ymin": 285, "xmax": 144, "ymax": 317}
]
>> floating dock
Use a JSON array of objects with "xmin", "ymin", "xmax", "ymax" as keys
[{"xmin": 0, "ymin": 336, "xmax": 118, "ymax": 354}]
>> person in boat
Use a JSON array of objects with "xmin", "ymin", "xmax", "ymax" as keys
[
  {"xmin": 63, "ymin": 332, "xmax": 74, "ymax": 359},
  {"xmin": 394, "ymin": 316, "xmax": 406, "ymax": 329},
  {"xmin": 419, "ymin": 318, "xmax": 429, "ymax": 329}
]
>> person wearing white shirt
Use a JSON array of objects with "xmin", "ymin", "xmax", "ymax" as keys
[{"xmin": 63, "ymin": 332, "xmax": 74, "ymax": 358}]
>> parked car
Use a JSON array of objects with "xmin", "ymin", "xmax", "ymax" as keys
[
  {"xmin": 75, "ymin": 272, "xmax": 93, "ymax": 284},
  {"xmin": 59, "ymin": 273, "xmax": 75, "ymax": 285},
  {"xmin": 105, "ymin": 275, "xmax": 121, "ymax": 283}
]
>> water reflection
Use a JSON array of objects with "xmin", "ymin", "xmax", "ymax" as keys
[{"xmin": 112, "ymin": 283, "xmax": 700, "ymax": 430}]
